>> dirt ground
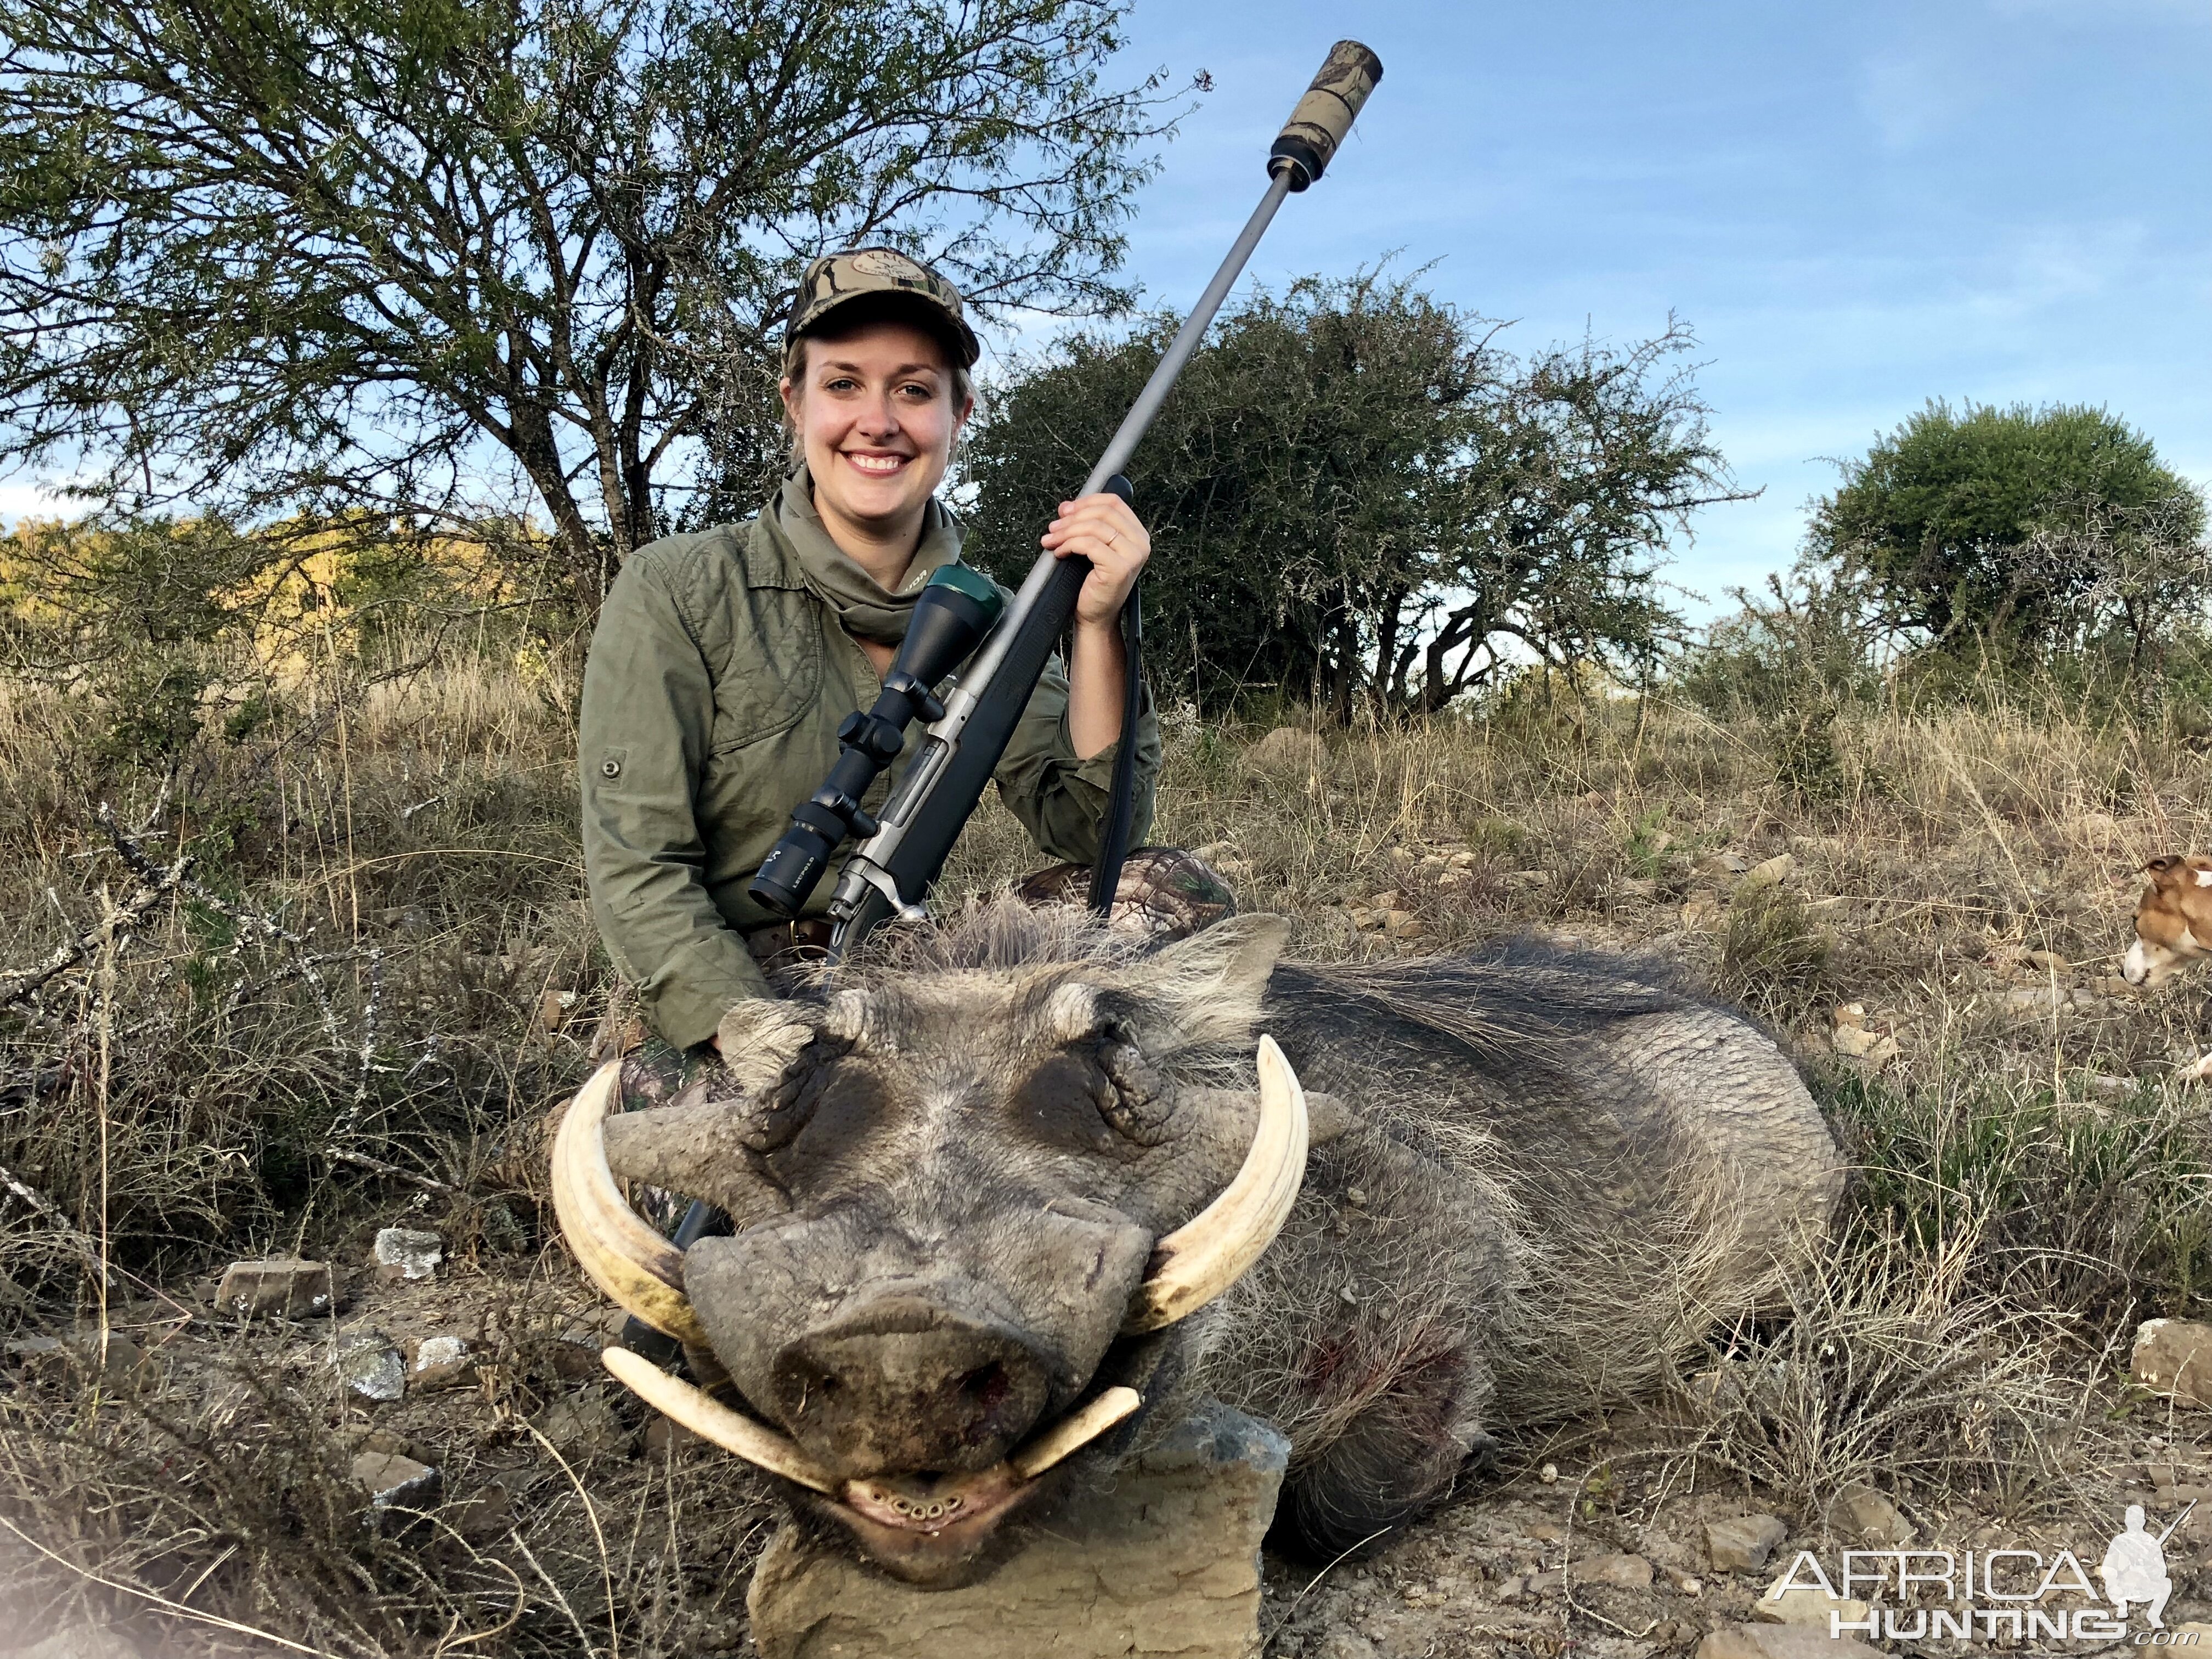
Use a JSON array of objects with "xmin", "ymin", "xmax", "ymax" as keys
[{"xmin": 13, "ymin": 1227, "xmax": 2206, "ymax": 1659}]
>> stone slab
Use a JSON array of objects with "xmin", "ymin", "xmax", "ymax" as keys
[
  {"xmin": 216, "ymin": 1257, "xmax": 331, "ymax": 1319},
  {"xmin": 747, "ymin": 1400, "xmax": 1289, "ymax": 1659},
  {"xmin": 2135, "ymin": 1317, "xmax": 2212, "ymax": 1407}
]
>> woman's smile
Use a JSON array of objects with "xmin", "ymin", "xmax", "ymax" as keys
[{"xmin": 841, "ymin": 449, "xmax": 912, "ymax": 478}]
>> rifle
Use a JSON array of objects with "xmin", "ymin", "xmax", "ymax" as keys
[{"xmin": 748, "ymin": 40, "xmax": 1384, "ymax": 957}]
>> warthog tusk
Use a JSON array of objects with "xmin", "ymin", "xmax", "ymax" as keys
[
  {"xmin": 550, "ymin": 1061, "xmax": 712, "ymax": 1348},
  {"xmin": 602, "ymin": 1346, "xmax": 838, "ymax": 1494},
  {"xmin": 1121, "ymin": 1033, "xmax": 1309, "ymax": 1334},
  {"xmin": 1008, "ymin": 1385, "xmax": 1142, "ymax": 1478},
  {"xmin": 603, "ymin": 1346, "xmax": 1141, "ymax": 1497}
]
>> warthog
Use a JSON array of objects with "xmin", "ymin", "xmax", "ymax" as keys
[{"xmin": 555, "ymin": 905, "xmax": 1841, "ymax": 1586}]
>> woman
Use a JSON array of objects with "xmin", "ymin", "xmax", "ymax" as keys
[{"xmin": 579, "ymin": 248, "xmax": 1216, "ymax": 1072}]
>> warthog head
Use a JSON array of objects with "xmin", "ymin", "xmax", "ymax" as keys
[{"xmin": 552, "ymin": 910, "xmax": 1305, "ymax": 1584}]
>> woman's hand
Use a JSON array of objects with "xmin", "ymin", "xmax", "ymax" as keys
[{"xmin": 1041, "ymin": 492, "xmax": 1150, "ymax": 630}]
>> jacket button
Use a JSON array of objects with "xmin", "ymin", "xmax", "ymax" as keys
[{"xmin": 601, "ymin": 759, "xmax": 622, "ymax": 779}]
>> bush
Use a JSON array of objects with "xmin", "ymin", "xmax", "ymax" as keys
[{"xmin": 1808, "ymin": 400, "xmax": 2207, "ymax": 658}]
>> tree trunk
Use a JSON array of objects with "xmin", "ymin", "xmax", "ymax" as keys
[{"xmin": 507, "ymin": 402, "xmax": 608, "ymax": 611}]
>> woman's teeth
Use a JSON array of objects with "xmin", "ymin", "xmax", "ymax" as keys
[{"xmin": 846, "ymin": 453, "xmax": 905, "ymax": 475}]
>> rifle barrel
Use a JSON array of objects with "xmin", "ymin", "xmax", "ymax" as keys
[{"xmin": 953, "ymin": 168, "xmax": 1294, "ymax": 699}]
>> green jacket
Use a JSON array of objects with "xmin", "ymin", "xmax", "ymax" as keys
[{"xmin": 579, "ymin": 489, "xmax": 1160, "ymax": 1049}]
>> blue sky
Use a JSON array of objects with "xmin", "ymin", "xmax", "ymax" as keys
[{"xmin": 1052, "ymin": 0, "xmax": 2211, "ymax": 617}]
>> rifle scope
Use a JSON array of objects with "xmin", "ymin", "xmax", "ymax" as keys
[{"xmin": 749, "ymin": 563, "xmax": 1005, "ymax": 918}]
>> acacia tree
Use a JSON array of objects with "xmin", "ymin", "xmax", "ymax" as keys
[
  {"xmin": 1807, "ymin": 400, "xmax": 2205, "ymax": 654},
  {"xmin": 962, "ymin": 276, "xmax": 1748, "ymax": 717},
  {"xmin": 0, "ymin": 0, "xmax": 1183, "ymax": 604}
]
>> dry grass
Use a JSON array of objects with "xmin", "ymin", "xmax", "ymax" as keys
[{"xmin": 9, "ymin": 636, "xmax": 2212, "ymax": 1651}]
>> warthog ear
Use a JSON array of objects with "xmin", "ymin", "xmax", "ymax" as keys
[{"xmin": 1118, "ymin": 913, "xmax": 1289, "ymax": 1048}]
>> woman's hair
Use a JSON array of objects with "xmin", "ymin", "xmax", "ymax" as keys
[{"xmin": 780, "ymin": 293, "xmax": 978, "ymax": 467}]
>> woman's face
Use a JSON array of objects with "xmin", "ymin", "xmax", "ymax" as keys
[{"xmin": 780, "ymin": 318, "xmax": 970, "ymax": 546}]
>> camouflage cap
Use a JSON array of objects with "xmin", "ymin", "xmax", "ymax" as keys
[{"xmin": 785, "ymin": 248, "xmax": 980, "ymax": 369}]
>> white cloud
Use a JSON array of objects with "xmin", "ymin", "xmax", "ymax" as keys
[{"xmin": 0, "ymin": 477, "xmax": 91, "ymax": 529}]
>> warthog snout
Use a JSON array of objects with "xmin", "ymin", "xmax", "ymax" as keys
[{"xmin": 774, "ymin": 1297, "xmax": 1054, "ymax": 1474}]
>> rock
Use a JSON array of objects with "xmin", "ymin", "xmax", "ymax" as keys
[
  {"xmin": 645, "ymin": 1415, "xmax": 701, "ymax": 1456},
  {"xmin": 1615, "ymin": 877, "xmax": 1658, "ymax": 900},
  {"xmin": 7, "ymin": 1332, "xmax": 144, "ymax": 1387},
  {"xmin": 451, "ymin": 1481, "xmax": 512, "ymax": 1541},
  {"xmin": 1740, "ymin": 854, "xmax": 1796, "ymax": 890},
  {"xmin": 1699, "ymin": 1623, "xmax": 1883, "ymax": 1659},
  {"xmin": 16, "ymin": 1624, "xmax": 140, "ymax": 1659},
  {"xmin": 1706, "ymin": 1513, "xmax": 1789, "ymax": 1572},
  {"xmin": 1832, "ymin": 1003, "xmax": 1866, "ymax": 1029},
  {"xmin": 1698, "ymin": 851, "xmax": 1752, "ymax": 876},
  {"xmin": 1830, "ymin": 1024, "xmax": 1899, "ymax": 1065},
  {"xmin": 1381, "ymin": 911, "xmax": 1425, "ymax": 940},
  {"xmin": 534, "ymin": 1389, "xmax": 628, "ymax": 1458},
  {"xmin": 1524, "ymin": 1568, "xmax": 1565, "ymax": 1594},
  {"xmin": 373, "ymin": 1227, "xmax": 444, "ymax": 1282},
  {"xmin": 2135, "ymin": 1318, "xmax": 2212, "ymax": 1407},
  {"xmin": 1505, "ymin": 870, "xmax": 1552, "ymax": 889},
  {"xmin": 338, "ymin": 1330, "xmax": 405, "ymax": 1401},
  {"xmin": 747, "ymin": 1400, "xmax": 1288, "ymax": 1659},
  {"xmin": 1244, "ymin": 727, "xmax": 1325, "ymax": 777},
  {"xmin": 1681, "ymin": 896, "xmax": 1723, "ymax": 928},
  {"xmin": 1538, "ymin": 1462, "xmax": 1559, "ymax": 1483},
  {"xmin": 216, "ymin": 1257, "xmax": 332, "ymax": 1319},
  {"xmin": 87, "ymin": 1333, "xmax": 146, "ymax": 1381},
  {"xmin": 2001, "ymin": 985, "xmax": 2070, "ymax": 1014},
  {"xmin": 1825, "ymin": 1482, "xmax": 1912, "ymax": 1547},
  {"xmin": 408, "ymin": 1334, "xmax": 476, "ymax": 1391},
  {"xmin": 1756, "ymin": 1570, "xmax": 1871, "ymax": 1628},
  {"xmin": 1345, "ymin": 906, "xmax": 1378, "ymax": 931},
  {"xmin": 352, "ymin": 1449, "xmax": 441, "ymax": 1511},
  {"xmin": 1312, "ymin": 1636, "xmax": 1381, "ymax": 1659},
  {"xmin": 1578, "ymin": 1553, "xmax": 1651, "ymax": 1589}
]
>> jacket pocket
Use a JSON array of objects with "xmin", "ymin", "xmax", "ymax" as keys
[{"xmin": 710, "ymin": 587, "xmax": 822, "ymax": 753}]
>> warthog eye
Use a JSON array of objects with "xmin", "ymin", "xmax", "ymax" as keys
[
  {"xmin": 735, "ymin": 1034, "xmax": 855, "ymax": 1153},
  {"xmin": 1095, "ymin": 1031, "xmax": 1173, "ymax": 1147}
]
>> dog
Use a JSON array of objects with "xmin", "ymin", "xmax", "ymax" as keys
[{"xmin": 2123, "ymin": 855, "xmax": 2212, "ymax": 988}]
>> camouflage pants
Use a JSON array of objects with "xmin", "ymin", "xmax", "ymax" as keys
[{"xmin": 613, "ymin": 846, "xmax": 1237, "ymax": 1227}]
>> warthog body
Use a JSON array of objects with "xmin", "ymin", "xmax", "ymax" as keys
[{"xmin": 594, "ymin": 906, "xmax": 1841, "ymax": 1585}]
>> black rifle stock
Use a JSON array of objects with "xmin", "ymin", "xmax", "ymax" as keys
[{"xmin": 770, "ymin": 41, "xmax": 1385, "ymax": 960}]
